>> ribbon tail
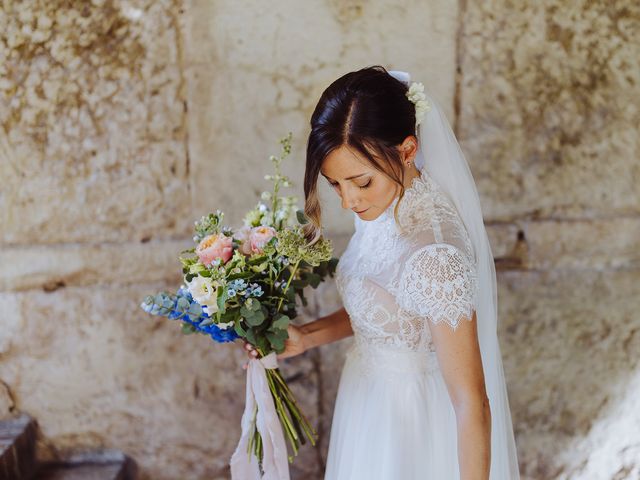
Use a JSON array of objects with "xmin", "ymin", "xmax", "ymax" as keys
[
  {"xmin": 230, "ymin": 362, "xmax": 261, "ymax": 479},
  {"xmin": 252, "ymin": 359, "xmax": 291, "ymax": 480}
]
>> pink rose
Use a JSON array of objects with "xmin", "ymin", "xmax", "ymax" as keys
[
  {"xmin": 196, "ymin": 233, "xmax": 233, "ymax": 266},
  {"xmin": 246, "ymin": 226, "xmax": 277, "ymax": 255},
  {"xmin": 234, "ymin": 225, "xmax": 253, "ymax": 256}
]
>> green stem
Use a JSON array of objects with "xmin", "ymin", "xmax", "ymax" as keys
[
  {"xmin": 247, "ymin": 403, "xmax": 258, "ymax": 455},
  {"xmin": 272, "ymin": 371, "xmax": 318, "ymax": 442},
  {"xmin": 256, "ymin": 430, "xmax": 262, "ymax": 468},
  {"xmin": 276, "ymin": 259, "xmax": 301, "ymax": 313},
  {"xmin": 266, "ymin": 372, "xmax": 299, "ymax": 445},
  {"xmin": 278, "ymin": 391, "xmax": 306, "ymax": 445}
]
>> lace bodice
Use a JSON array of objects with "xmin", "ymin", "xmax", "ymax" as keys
[{"xmin": 335, "ymin": 168, "xmax": 479, "ymax": 353}]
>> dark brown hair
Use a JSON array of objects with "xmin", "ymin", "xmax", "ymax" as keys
[{"xmin": 303, "ymin": 65, "xmax": 416, "ymax": 244}]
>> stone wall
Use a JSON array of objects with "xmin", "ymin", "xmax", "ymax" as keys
[
  {"xmin": 1, "ymin": 0, "xmax": 638, "ymax": 479},
  {"xmin": 459, "ymin": 2, "xmax": 640, "ymax": 478}
]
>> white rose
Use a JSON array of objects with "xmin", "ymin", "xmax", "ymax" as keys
[
  {"xmin": 187, "ymin": 276, "xmax": 216, "ymax": 305},
  {"xmin": 201, "ymin": 301, "xmax": 220, "ymax": 316}
]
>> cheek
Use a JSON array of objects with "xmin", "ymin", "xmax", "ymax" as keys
[{"xmin": 370, "ymin": 179, "xmax": 395, "ymax": 202}]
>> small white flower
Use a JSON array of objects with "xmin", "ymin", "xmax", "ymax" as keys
[
  {"xmin": 217, "ymin": 320, "xmax": 234, "ymax": 330},
  {"xmin": 259, "ymin": 216, "xmax": 271, "ymax": 226},
  {"xmin": 406, "ymin": 81, "xmax": 431, "ymax": 127}
]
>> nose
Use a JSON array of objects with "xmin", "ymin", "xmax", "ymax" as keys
[{"xmin": 340, "ymin": 187, "xmax": 359, "ymax": 211}]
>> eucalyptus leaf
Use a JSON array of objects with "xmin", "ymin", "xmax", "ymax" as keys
[
  {"xmin": 271, "ymin": 314, "xmax": 290, "ymax": 330},
  {"xmin": 245, "ymin": 309, "xmax": 265, "ymax": 327},
  {"xmin": 256, "ymin": 335, "xmax": 270, "ymax": 353},
  {"xmin": 245, "ymin": 328, "xmax": 257, "ymax": 344},
  {"xmin": 266, "ymin": 330, "xmax": 286, "ymax": 351},
  {"xmin": 244, "ymin": 298, "xmax": 261, "ymax": 312}
]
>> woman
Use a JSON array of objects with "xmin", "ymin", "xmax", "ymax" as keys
[{"xmin": 243, "ymin": 66, "xmax": 520, "ymax": 479}]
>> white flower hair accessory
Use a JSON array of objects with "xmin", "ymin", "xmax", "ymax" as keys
[{"xmin": 406, "ymin": 81, "xmax": 431, "ymax": 127}]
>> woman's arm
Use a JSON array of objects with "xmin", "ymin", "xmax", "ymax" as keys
[
  {"xmin": 242, "ymin": 307, "xmax": 353, "ymax": 363},
  {"xmin": 430, "ymin": 310, "xmax": 491, "ymax": 480},
  {"xmin": 300, "ymin": 306, "xmax": 354, "ymax": 350}
]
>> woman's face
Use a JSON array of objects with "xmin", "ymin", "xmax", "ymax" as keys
[{"xmin": 320, "ymin": 140, "xmax": 417, "ymax": 221}]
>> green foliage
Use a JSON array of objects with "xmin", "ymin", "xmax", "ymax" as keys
[
  {"xmin": 193, "ymin": 211, "xmax": 224, "ymax": 242},
  {"xmin": 275, "ymin": 226, "xmax": 333, "ymax": 266},
  {"xmin": 241, "ymin": 299, "xmax": 266, "ymax": 327},
  {"xmin": 271, "ymin": 314, "xmax": 290, "ymax": 331},
  {"xmin": 144, "ymin": 134, "xmax": 341, "ymax": 357}
]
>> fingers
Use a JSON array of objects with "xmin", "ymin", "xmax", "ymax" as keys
[{"xmin": 243, "ymin": 342, "xmax": 258, "ymax": 359}]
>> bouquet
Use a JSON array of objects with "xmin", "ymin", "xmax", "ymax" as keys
[{"xmin": 140, "ymin": 133, "xmax": 338, "ymax": 479}]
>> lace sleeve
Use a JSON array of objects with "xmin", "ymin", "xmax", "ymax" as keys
[{"xmin": 397, "ymin": 243, "xmax": 479, "ymax": 331}]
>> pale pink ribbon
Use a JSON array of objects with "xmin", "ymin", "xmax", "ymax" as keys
[{"xmin": 230, "ymin": 351, "xmax": 290, "ymax": 480}]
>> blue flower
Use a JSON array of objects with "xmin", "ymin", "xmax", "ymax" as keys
[
  {"xmin": 229, "ymin": 279, "xmax": 247, "ymax": 290},
  {"xmin": 239, "ymin": 282, "xmax": 264, "ymax": 299},
  {"xmin": 177, "ymin": 285, "xmax": 193, "ymax": 302},
  {"xmin": 141, "ymin": 286, "xmax": 240, "ymax": 344},
  {"xmin": 250, "ymin": 285, "xmax": 263, "ymax": 297},
  {"xmin": 200, "ymin": 322, "xmax": 240, "ymax": 343}
]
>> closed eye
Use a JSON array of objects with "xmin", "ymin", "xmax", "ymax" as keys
[{"xmin": 328, "ymin": 179, "xmax": 372, "ymax": 189}]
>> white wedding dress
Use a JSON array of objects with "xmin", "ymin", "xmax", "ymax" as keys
[{"xmin": 324, "ymin": 167, "xmax": 519, "ymax": 479}]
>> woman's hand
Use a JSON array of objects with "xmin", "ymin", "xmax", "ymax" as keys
[
  {"xmin": 276, "ymin": 324, "xmax": 307, "ymax": 360},
  {"xmin": 241, "ymin": 324, "xmax": 307, "ymax": 369}
]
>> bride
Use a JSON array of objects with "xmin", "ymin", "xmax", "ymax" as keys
[{"xmin": 243, "ymin": 66, "xmax": 520, "ymax": 479}]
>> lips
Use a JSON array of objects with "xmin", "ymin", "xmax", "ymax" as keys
[{"xmin": 354, "ymin": 208, "xmax": 368, "ymax": 213}]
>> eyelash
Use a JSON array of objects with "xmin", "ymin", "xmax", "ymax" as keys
[{"xmin": 329, "ymin": 180, "xmax": 372, "ymax": 189}]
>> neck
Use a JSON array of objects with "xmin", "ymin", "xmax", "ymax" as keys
[{"xmin": 403, "ymin": 164, "xmax": 422, "ymax": 189}]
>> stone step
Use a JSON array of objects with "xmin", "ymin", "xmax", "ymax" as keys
[
  {"xmin": 33, "ymin": 451, "xmax": 137, "ymax": 480},
  {"xmin": 0, "ymin": 414, "xmax": 38, "ymax": 480}
]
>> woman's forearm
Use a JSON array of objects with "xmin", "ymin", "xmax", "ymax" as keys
[
  {"xmin": 456, "ymin": 398, "xmax": 492, "ymax": 480},
  {"xmin": 299, "ymin": 306, "xmax": 354, "ymax": 350}
]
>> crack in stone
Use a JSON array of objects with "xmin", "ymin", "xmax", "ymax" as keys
[
  {"xmin": 453, "ymin": 0, "xmax": 468, "ymax": 138},
  {"xmin": 0, "ymin": 379, "xmax": 17, "ymax": 415}
]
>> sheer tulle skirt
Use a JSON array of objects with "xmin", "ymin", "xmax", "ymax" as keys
[{"xmin": 324, "ymin": 341, "xmax": 460, "ymax": 480}]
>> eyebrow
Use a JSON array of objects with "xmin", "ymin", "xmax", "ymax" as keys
[{"xmin": 320, "ymin": 172, "xmax": 369, "ymax": 181}]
